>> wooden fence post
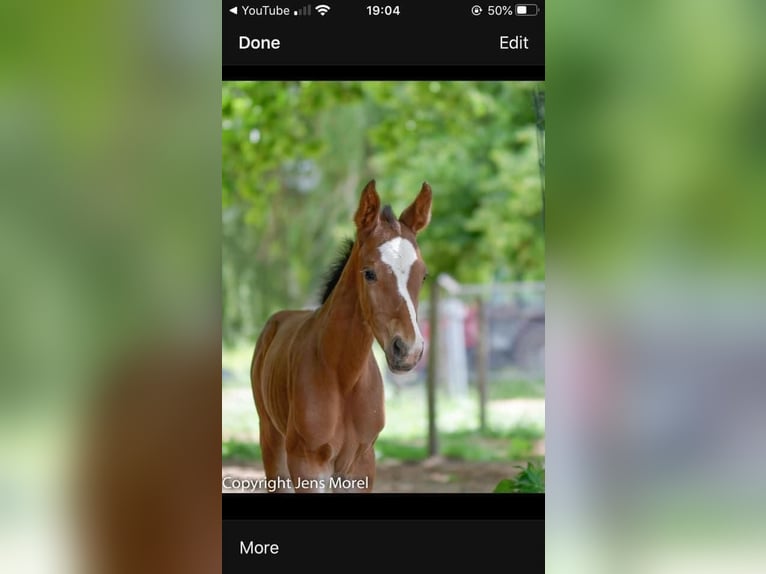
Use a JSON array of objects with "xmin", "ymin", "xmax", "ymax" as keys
[
  {"xmin": 426, "ymin": 276, "xmax": 440, "ymax": 456},
  {"xmin": 477, "ymin": 297, "xmax": 489, "ymax": 432}
]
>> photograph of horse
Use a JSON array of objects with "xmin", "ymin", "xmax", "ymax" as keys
[{"xmin": 222, "ymin": 81, "xmax": 545, "ymax": 493}]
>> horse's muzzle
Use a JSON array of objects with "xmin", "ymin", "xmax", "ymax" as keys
[{"xmin": 386, "ymin": 337, "xmax": 424, "ymax": 373}]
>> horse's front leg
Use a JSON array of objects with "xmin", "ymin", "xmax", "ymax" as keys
[
  {"xmin": 286, "ymin": 440, "xmax": 334, "ymax": 493},
  {"xmin": 333, "ymin": 446, "xmax": 375, "ymax": 493}
]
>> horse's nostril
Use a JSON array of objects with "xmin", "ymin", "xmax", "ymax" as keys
[{"xmin": 392, "ymin": 337, "xmax": 408, "ymax": 359}]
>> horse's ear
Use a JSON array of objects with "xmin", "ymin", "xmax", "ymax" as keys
[
  {"xmin": 355, "ymin": 180, "xmax": 380, "ymax": 234},
  {"xmin": 400, "ymin": 182, "xmax": 432, "ymax": 234}
]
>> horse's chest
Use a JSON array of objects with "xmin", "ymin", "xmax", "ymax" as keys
[{"xmin": 344, "ymin": 388, "xmax": 384, "ymax": 443}]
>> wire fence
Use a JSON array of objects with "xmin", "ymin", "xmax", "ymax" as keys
[{"xmin": 386, "ymin": 278, "xmax": 544, "ymax": 387}]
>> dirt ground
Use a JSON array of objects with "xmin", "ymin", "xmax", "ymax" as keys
[{"xmin": 222, "ymin": 456, "xmax": 531, "ymax": 493}]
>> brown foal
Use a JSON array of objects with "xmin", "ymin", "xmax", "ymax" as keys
[{"xmin": 251, "ymin": 180, "xmax": 432, "ymax": 492}]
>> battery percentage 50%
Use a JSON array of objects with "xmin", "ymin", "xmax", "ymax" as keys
[
  {"xmin": 471, "ymin": 5, "xmax": 539, "ymax": 16},
  {"xmin": 486, "ymin": 5, "xmax": 514, "ymax": 15}
]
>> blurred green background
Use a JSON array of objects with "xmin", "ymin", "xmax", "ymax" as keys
[{"xmin": 547, "ymin": 2, "xmax": 766, "ymax": 572}]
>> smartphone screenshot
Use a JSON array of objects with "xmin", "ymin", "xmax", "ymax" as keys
[{"xmin": 222, "ymin": 2, "xmax": 544, "ymax": 569}]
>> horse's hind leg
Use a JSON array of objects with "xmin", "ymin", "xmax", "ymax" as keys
[{"xmin": 259, "ymin": 417, "xmax": 294, "ymax": 493}]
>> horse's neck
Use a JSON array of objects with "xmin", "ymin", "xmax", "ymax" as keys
[{"xmin": 317, "ymin": 266, "xmax": 374, "ymax": 385}]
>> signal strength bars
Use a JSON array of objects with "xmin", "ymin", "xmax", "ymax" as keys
[{"xmin": 293, "ymin": 4, "xmax": 331, "ymax": 16}]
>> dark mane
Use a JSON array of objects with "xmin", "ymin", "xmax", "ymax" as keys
[{"xmin": 319, "ymin": 239, "xmax": 355, "ymax": 304}]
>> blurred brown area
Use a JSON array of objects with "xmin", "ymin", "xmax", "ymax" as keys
[{"xmin": 80, "ymin": 335, "xmax": 221, "ymax": 574}]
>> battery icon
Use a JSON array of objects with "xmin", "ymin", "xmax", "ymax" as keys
[{"xmin": 514, "ymin": 4, "xmax": 539, "ymax": 15}]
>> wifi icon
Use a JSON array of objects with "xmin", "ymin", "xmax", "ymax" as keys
[{"xmin": 314, "ymin": 4, "xmax": 331, "ymax": 15}]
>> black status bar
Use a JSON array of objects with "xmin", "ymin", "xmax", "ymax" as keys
[{"xmin": 222, "ymin": 0, "xmax": 544, "ymax": 69}]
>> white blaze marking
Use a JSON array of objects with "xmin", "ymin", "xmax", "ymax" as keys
[{"xmin": 378, "ymin": 237, "xmax": 424, "ymax": 348}]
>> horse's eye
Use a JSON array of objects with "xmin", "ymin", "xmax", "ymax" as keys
[{"xmin": 363, "ymin": 269, "xmax": 377, "ymax": 282}]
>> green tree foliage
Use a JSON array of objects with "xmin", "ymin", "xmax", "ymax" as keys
[{"xmin": 222, "ymin": 81, "xmax": 544, "ymax": 345}]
